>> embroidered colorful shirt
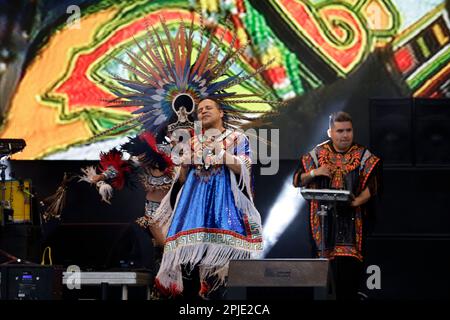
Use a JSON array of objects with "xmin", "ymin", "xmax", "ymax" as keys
[{"xmin": 296, "ymin": 140, "xmax": 380, "ymax": 261}]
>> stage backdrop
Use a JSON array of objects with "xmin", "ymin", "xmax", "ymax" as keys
[
  {"xmin": 1, "ymin": 1, "xmax": 450, "ymax": 300},
  {"xmin": 1, "ymin": 0, "xmax": 449, "ymax": 159}
]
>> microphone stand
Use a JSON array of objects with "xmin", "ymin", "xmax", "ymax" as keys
[{"xmin": 317, "ymin": 204, "xmax": 328, "ymax": 258}]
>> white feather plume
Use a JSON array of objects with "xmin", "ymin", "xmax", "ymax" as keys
[
  {"xmin": 79, "ymin": 166, "xmax": 98, "ymax": 184},
  {"xmin": 97, "ymin": 181, "xmax": 113, "ymax": 204}
]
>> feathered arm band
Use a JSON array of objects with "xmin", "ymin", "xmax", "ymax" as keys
[
  {"xmin": 78, "ymin": 149, "xmax": 133, "ymax": 204},
  {"xmin": 98, "ymin": 148, "xmax": 132, "ymax": 190}
]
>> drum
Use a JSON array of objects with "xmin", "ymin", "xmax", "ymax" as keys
[{"xmin": 1, "ymin": 180, "xmax": 32, "ymax": 224}]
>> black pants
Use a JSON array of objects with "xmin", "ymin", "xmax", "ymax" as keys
[
  {"xmin": 330, "ymin": 256, "xmax": 363, "ymax": 300},
  {"xmin": 106, "ymin": 222, "xmax": 156, "ymax": 271}
]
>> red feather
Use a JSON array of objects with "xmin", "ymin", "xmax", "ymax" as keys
[
  {"xmin": 154, "ymin": 278, "xmax": 182, "ymax": 298},
  {"xmin": 139, "ymin": 131, "xmax": 158, "ymax": 151},
  {"xmin": 99, "ymin": 149, "xmax": 132, "ymax": 190},
  {"xmin": 139, "ymin": 132, "xmax": 175, "ymax": 174}
]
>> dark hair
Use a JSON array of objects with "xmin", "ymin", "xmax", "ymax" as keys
[
  {"xmin": 329, "ymin": 111, "xmax": 352, "ymax": 128},
  {"xmin": 120, "ymin": 134, "xmax": 170, "ymax": 171},
  {"xmin": 195, "ymin": 98, "xmax": 220, "ymax": 111}
]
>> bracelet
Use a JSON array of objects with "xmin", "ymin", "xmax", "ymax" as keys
[
  {"xmin": 310, "ymin": 169, "xmax": 315, "ymax": 178},
  {"xmin": 102, "ymin": 166, "xmax": 118, "ymax": 180}
]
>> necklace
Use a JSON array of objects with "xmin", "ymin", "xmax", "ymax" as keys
[
  {"xmin": 196, "ymin": 129, "xmax": 232, "ymax": 169},
  {"xmin": 197, "ymin": 128, "xmax": 231, "ymax": 144}
]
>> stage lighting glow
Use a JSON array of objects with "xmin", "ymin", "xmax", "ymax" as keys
[{"xmin": 262, "ymin": 177, "xmax": 306, "ymax": 257}]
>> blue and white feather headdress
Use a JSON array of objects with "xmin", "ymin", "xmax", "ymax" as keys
[{"xmin": 97, "ymin": 13, "xmax": 283, "ymax": 138}]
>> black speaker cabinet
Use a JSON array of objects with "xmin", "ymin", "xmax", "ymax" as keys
[
  {"xmin": 370, "ymin": 98, "xmax": 450, "ymax": 167},
  {"xmin": 414, "ymin": 98, "xmax": 450, "ymax": 166},
  {"xmin": 226, "ymin": 259, "xmax": 333, "ymax": 300},
  {"xmin": 370, "ymin": 98, "xmax": 413, "ymax": 166}
]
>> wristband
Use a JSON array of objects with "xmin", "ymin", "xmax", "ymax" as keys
[
  {"xmin": 310, "ymin": 169, "xmax": 315, "ymax": 178},
  {"xmin": 102, "ymin": 166, "xmax": 118, "ymax": 180}
]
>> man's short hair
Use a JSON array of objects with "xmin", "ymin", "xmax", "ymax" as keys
[{"xmin": 329, "ymin": 111, "xmax": 352, "ymax": 128}]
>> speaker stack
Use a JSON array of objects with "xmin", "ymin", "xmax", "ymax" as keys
[
  {"xmin": 370, "ymin": 98, "xmax": 450, "ymax": 167},
  {"xmin": 367, "ymin": 98, "xmax": 450, "ymax": 299}
]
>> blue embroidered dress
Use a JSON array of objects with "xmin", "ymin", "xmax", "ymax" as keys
[{"xmin": 154, "ymin": 130, "xmax": 263, "ymax": 295}]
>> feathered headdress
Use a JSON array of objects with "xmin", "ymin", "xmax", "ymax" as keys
[
  {"xmin": 97, "ymin": 12, "xmax": 282, "ymax": 138},
  {"xmin": 120, "ymin": 131, "xmax": 174, "ymax": 174}
]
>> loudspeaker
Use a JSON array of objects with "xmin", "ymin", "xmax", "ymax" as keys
[
  {"xmin": 370, "ymin": 98, "xmax": 450, "ymax": 167},
  {"xmin": 370, "ymin": 98, "xmax": 413, "ymax": 166},
  {"xmin": 363, "ymin": 237, "xmax": 450, "ymax": 299},
  {"xmin": 372, "ymin": 168, "xmax": 450, "ymax": 235},
  {"xmin": 226, "ymin": 259, "xmax": 333, "ymax": 300},
  {"xmin": 414, "ymin": 98, "xmax": 450, "ymax": 166}
]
